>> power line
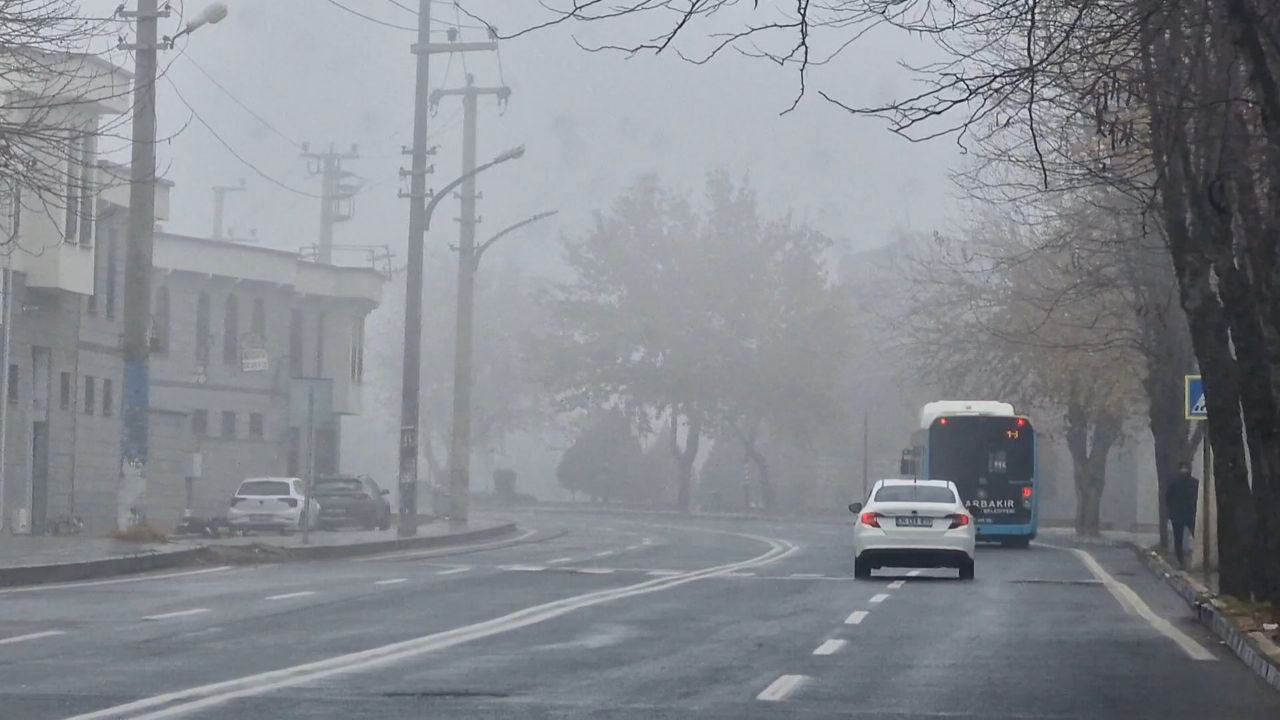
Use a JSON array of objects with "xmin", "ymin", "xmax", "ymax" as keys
[
  {"xmin": 324, "ymin": 0, "xmax": 416, "ymax": 31},
  {"xmin": 163, "ymin": 75, "xmax": 318, "ymax": 198},
  {"xmin": 178, "ymin": 50, "xmax": 302, "ymax": 148}
]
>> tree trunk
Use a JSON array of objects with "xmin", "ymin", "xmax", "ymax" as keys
[
  {"xmin": 670, "ymin": 407, "xmax": 702, "ymax": 513},
  {"xmin": 731, "ymin": 417, "xmax": 775, "ymax": 512}
]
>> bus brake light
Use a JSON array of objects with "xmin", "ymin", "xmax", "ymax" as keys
[
  {"xmin": 938, "ymin": 417, "xmax": 948, "ymax": 426},
  {"xmin": 1015, "ymin": 417, "xmax": 1027, "ymax": 427},
  {"xmin": 1022, "ymin": 486, "xmax": 1033, "ymax": 499}
]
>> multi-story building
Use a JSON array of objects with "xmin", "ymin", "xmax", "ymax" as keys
[{"xmin": 0, "ymin": 55, "xmax": 384, "ymax": 534}]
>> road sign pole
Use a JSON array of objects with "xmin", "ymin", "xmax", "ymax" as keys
[{"xmin": 1201, "ymin": 428, "xmax": 1211, "ymax": 579}]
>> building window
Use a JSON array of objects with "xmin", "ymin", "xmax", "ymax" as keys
[
  {"xmin": 7, "ymin": 364, "xmax": 17, "ymax": 404},
  {"xmin": 223, "ymin": 293, "xmax": 239, "ymax": 365},
  {"xmin": 59, "ymin": 371, "xmax": 71, "ymax": 410},
  {"xmin": 63, "ymin": 133, "xmax": 94, "ymax": 245},
  {"xmin": 289, "ymin": 308, "xmax": 303, "ymax": 376},
  {"xmin": 315, "ymin": 312, "xmax": 326, "ymax": 376},
  {"xmin": 105, "ymin": 232, "xmax": 117, "ymax": 319},
  {"xmin": 249, "ymin": 412, "xmax": 264, "ymax": 440},
  {"xmin": 196, "ymin": 292, "xmax": 210, "ymax": 364},
  {"xmin": 350, "ymin": 314, "xmax": 365, "ymax": 384},
  {"xmin": 151, "ymin": 286, "xmax": 170, "ymax": 353},
  {"xmin": 83, "ymin": 376, "xmax": 95, "ymax": 415},
  {"xmin": 102, "ymin": 379, "xmax": 114, "ymax": 417},
  {"xmin": 192, "ymin": 409, "xmax": 208, "ymax": 437},
  {"xmin": 252, "ymin": 298, "xmax": 266, "ymax": 336},
  {"xmin": 221, "ymin": 410, "xmax": 236, "ymax": 438}
]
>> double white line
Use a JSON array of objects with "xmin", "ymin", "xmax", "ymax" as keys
[{"xmin": 65, "ymin": 531, "xmax": 796, "ymax": 720}]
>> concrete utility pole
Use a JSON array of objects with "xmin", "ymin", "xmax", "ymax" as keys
[
  {"xmin": 302, "ymin": 143, "xmax": 359, "ymax": 263},
  {"xmin": 116, "ymin": 1, "xmax": 226, "ymax": 531},
  {"xmin": 431, "ymin": 75, "xmax": 511, "ymax": 525},
  {"xmin": 397, "ymin": 14, "xmax": 497, "ymax": 535},
  {"xmin": 211, "ymin": 179, "xmax": 245, "ymax": 240}
]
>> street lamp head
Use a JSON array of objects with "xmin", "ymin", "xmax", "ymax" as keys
[
  {"xmin": 496, "ymin": 145, "xmax": 526, "ymax": 162},
  {"xmin": 186, "ymin": 2, "xmax": 229, "ymax": 33}
]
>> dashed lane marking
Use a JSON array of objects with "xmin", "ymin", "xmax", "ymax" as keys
[
  {"xmin": 546, "ymin": 557, "xmax": 574, "ymax": 565},
  {"xmin": 888, "ymin": 579, "xmax": 905, "ymax": 589},
  {"xmin": 265, "ymin": 592, "xmax": 315, "ymax": 601},
  {"xmin": 593, "ymin": 551, "xmax": 615, "ymax": 558},
  {"xmin": 374, "ymin": 578, "xmax": 407, "ymax": 585},
  {"xmin": 844, "ymin": 610, "xmax": 869, "ymax": 625},
  {"xmin": 575, "ymin": 568, "xmax": 615, "ymax": 575},
  {"xmin": 0, "ymin": 630, "xmax": 65, "ymax": 645},
  {"xmin": 435, "ymin": 567, "xmax": 471, "ymax": 576},
  {"xmin": 757, "ymin": 674, "xmax": 808, "ymax": 702},
  {"xmin": 813, "ymin": 639, "xmax": 847, "ymax": 656},
  {"xmin": 142, "ymin": 608, "xmax": 210, "ymax": 621},
  {"xmin": 870, "ymin": 593, "xmax": 889, "ymax": 604},
  {"xmin": 498, "ymin": 565, "xmax": 546, "ymax": 572}
]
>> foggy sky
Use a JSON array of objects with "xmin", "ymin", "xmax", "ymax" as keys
[{"xmin": 82, "ymin": 0, "xmax": 961, "ymax": 268}]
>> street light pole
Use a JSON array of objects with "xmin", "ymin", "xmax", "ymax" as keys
[{"xmin": 117, "ymin": 1, "xmax": 226, "ymax": 530}]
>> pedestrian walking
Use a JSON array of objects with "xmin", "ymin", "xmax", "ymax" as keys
[{"xmin": 1165, "ymin": 461, "xmax": 1199, "ymax": 569}]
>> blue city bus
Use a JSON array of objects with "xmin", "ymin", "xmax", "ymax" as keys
[{"xmin": 904, "ymin": 401, "xmax": 1038, "ymax": 547}]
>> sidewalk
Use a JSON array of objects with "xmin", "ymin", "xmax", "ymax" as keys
[
  {"xmin": 0, "ymin": 513, "xmax": 517, "ymax": 587},
  {"xmin": 1038, "ymin": 526, "xmax": 1159, "ymax": 549}
]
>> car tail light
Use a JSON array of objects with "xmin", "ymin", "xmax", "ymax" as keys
[
  {"xmin": 860, "ymin": 512, "xmax": 882, "ymax": 528},
  {"xmin": 948, "ymin": 513, "xmax": 971, "ymax": 529},
  {"xmin": 280, "ymin": 497, "xmax": 298, "ymax": 508}
]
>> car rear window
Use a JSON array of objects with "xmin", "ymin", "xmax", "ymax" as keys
[
  {"xmin": 238, "ymin": 480, "xmax": 291, "ymax": 496},
  {"xmin": 315, "ymin": 479, "xmax": 363, "ymax": 493},
  {"xmin": 875, "ymin": 485, "xmax": 956, "ymax": 503}
]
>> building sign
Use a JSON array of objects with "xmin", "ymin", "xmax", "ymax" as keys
[{"xmin": 240, "ymin": 333, "xmax": 268, "ymax": 372}]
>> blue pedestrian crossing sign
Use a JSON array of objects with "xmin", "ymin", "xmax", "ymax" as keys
[{"xmin": 1185, "ymin": 375, "xmax": 1207, "ymax": 420}]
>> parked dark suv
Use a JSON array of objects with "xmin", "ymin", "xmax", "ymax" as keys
[{"xmin": 314, "ymin": 475, "xmax": 392, "ymax": 531}]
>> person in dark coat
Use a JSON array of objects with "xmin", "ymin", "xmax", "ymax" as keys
[{"xmin": 1166, "ymin": 461, "xmax": 1200, "ymax": 569}]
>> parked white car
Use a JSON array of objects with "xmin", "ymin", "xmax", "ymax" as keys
[
  {"xmin": 850, "ymin": 479, "xmax": 976, "ymax": 580},
  {"xmin": 226, "ymin": 477, "xmax": 319, "ymax": 533}
]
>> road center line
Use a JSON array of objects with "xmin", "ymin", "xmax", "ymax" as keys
[
  {"xmin": 264, "ymin": 592, "xmax": 315, "ymax": 601},
  {"xmin": 1047, "ymin": 543, "xmax": 1216, "ymax": 662},
  {"xmin": 757, "ymin": 674, "xmax": 808, "ymax": 702},
  {"xmin": 870, "ymin": 593, "xmax": 889, "ymax": 604},
  {"xmin": 0, "ymin": 566, "xmax": 232, "ymax": 596},
  {"xmin": 888, "ymin": 579, "xmax": 905, "ymax": 589},
  {"xmin": 64, "ymin": 530, "xmax": 796, "ymax": 720},
  {"xmin": 0, "ymin": 630, "xmax": 66, "ymax": 645},
  {"xmin": 844, "ymin": 610, "xmax": 869, "ymax": 625},
  {"xmin": 142, "ymin": 608, "xmax": 210, "ymax": 621},
  {"xmin": 374, "ymin": 578, "xmax": 407, "ymax": 585},
  {"xmin": 813, "ymin": 639, "xmax": 847, "ymax": 656},
  {"xmin": 351, "ymin": 528, "xmax": 538, "ymax": 562}
]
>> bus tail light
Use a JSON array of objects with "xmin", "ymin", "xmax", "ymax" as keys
[
  {"xmin": 1022, "ymin": 486, "xmax": 1033, "ymax": 498},
  {"xmin": 947, "ymin": 513, "xmax": 971, "ymax": 529},
  {"xmin": 860, "ymin": 512, "xmax": 883, "ymax": 528}
]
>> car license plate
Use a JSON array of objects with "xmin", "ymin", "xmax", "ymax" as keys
[{"xmin": 895, "ymin": 516, "xmax": 933, "ymax": 528}]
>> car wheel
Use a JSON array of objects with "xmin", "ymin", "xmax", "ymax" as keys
[
  {"xmin": 378, "ymin": 516, "xmax": 391, "ymax": 531},
  {"xmin": 854, "ymin": 556, "xmax": 872, "ymax": 579},
  {"xmin": 958, "ymin": 558, "xmax": 975, "ymax": 580}
]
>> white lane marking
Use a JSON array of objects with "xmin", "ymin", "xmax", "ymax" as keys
[
  {"xmin": 813, "ymin": 639, "xmax": 847, "ymax": 656},
  {"xmin": 593, "ymin": 550, "xmax": 615, "ymax": 558},
  {"xmin": 757, "ymin": 674, "xmax": 808, "ymax": 702},
  {"xmin": 888, "ymin": 579, "xmax": 905, "ymax": 589},
  {"xmin": 575, "ymin": 568, "xmax": 614, "ymax": 575},
  {"xmin": 352, "ymin": 528, "xmax": 537, "ymax": 562},
  {"xmin": 435, "ymin": 566, "xmax": 471, "ymax": 576},
  {"xmin": 1055, "ymin": 544, "xmax": 1216, "ymax": 662},
  {"xmin": 0, "ymin": 630, "xmax": 66, "ymax": 645},
  {"xmin": 646, "ymin": 570, "xmax": 679, "ymax": 577},
  {"xmin": 907, "ymin": 570, "xmax": 921, "ymax": 577},
  {"xmin": 142, "ymin": 608, "xmax": 210, "ymax": 621},
  {"xmin": 844, "ymin": 610, "xmax": 869, "ymax": 625},
  {"xmin": 64, "ymin": 531, "xmax": 797, "ymax": 720},
  {"xmin": 0, "ymin": 566, "xmax": 232, "ymax": 596},
  {"xmin": 870, "ymin": 593, "xmax": 889, "ymax": 604},
  {"xmin": 374, "ymin": 578, "xmax": 407, "ymax": 585},
  {"xmin": 725, "ymin": 571, "xmax": 756, "ymax": 577},
  {"xmin": 546, "ymin": 557, "xmax": 574, "ymax": 565},
  {"xmin": 790, "ymin": 573, "xmax": 823, "ymax": 578},
  {"xmin": 625, "ymin": 545, "xmax": 643, "ymax": 551},
  {"xmin": 264, "ymin": 591, "xmax": 315, "ymax": 601},
  {"xmin": 499, "ymin": 565, "xmax": 545, "ymax": 572},
  {"xmin": 641, "ymin": 537, "xmax": 653, "ymax": 545}
]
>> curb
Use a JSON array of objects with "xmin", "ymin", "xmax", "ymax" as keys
[
  {"xmin": 528, "ymin": 503, "xmax": 852, "ymax": 525},
  {"xmin": 0, "ymin": 522, "xmax": 518, "ymax": 588},
  {"xmin": 1131, "ymin": 544, "xmax": 1280, "ymax": 692}
]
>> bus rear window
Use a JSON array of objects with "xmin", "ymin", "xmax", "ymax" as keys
[{"xmin": 875, "ymin": 485, "xmax": 956, "ymax": 503}]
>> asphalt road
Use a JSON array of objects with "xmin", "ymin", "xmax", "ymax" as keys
[{"xmin": 0, "ymin": 509, "xmax": 1276, "ymax": 719}]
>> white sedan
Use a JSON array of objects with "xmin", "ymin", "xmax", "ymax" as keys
[
  {"xmin": 226, "ymin": 477, "xmax": 320, "ymax": 533},
  {"xmin": 850, "ymin": 479, "xmax": 976, "ymax": 580}
]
